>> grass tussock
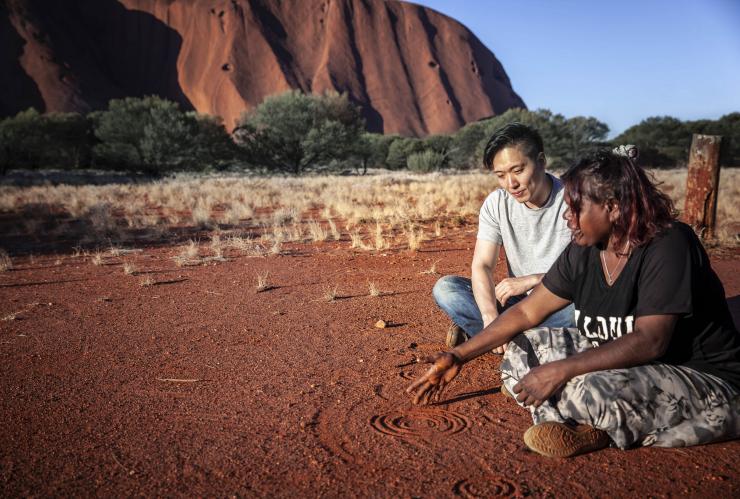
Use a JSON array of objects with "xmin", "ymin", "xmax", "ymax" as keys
[
  {"xmin": 256, "ymin": 271, "xmax": 272, "ymax": 292},
  {"xmin": 323, "ymin": 285, "xmax": 339, "ymax": 302},
  {"xmin": 139, "ymin": 275, "xmax": 155, "ymax": 287},
  {"xmin": 368, "ymin": 281, "xmax": 381, "ymax": 297},
  {"xmin": 420, "ymin": 259, "xmax": 440, "ymax": 275},
  {"xmin": 0, "ymin": 249, "xmax": 12, "ymax": 271}
]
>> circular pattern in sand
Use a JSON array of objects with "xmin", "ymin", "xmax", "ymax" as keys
[
  {"xmin": 453, "ymin": 477, "xmax": 516, "ymax": 497},
  {"xmin": 369, "ymin": 409, "xmax": 470, "ymax": 439}
]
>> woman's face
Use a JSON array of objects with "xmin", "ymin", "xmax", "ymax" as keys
[{"xmin": 563, "ymin": 194, "xmax": 613, "ymax": 247}]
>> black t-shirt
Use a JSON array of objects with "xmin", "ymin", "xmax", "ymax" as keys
[{"xmin": 542, "ymin": 222, "xmax": 740, "ymax": 389}]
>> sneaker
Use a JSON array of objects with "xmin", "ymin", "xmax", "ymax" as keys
[
  {"xmin": 523, "ymin": 422, "xmax": 610, "ymax": 458},
  {"xmin": 445, "ymin": 323, "xmax": 468, "ymax": 348}
]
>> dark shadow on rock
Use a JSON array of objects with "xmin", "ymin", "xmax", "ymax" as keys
[
  {"xmin": 0, "ymin": 4, "xmax": 45, "ymax": 116},
  {"xmin": 7, "ymin": 0, "xmax": 194, "ymax": 114}
]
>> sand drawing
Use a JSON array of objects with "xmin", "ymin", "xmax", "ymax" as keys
[
  {"xmin": 452, "ymin": 477, "xmax": 517, "ymax": 498},
  {"xmin": 369, "ymin": 409, "xmax": 471, "ymax": 439}
]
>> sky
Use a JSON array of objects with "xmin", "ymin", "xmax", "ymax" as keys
[{"xmin": 413, "ymin": 0, "xmax": 740, "ymax": 137}]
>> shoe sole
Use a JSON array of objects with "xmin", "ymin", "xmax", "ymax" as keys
[
  {"xmin": 523, "ymin": 422, "xmax": 610, "ymax": 458},
  {"xmin": 445, "ymin": 325, "xmax": 467, "ymax": 348}
]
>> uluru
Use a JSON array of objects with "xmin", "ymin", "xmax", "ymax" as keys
[{"xmin": 1, "ymin": 0, "xmax": 526, "ymax": 136}]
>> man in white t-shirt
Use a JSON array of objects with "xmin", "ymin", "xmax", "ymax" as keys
[{"xmin": 433, "ymin": 123, "xmax": 575, "ymax": 351}]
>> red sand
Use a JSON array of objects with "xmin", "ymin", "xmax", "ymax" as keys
[{"xmin": 1, "ymin": 232, "xmax": 738, "ymax": 497}]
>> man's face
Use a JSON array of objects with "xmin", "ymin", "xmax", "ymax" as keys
[{"xmin": 491, "ymin": 145, "xmax": 547, "ymax": 206}]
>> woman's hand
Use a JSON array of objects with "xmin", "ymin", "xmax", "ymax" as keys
[
  {"xmin": 512, "ymin": 362, "xmax": 570, "ymax": 407},
  {"xmin": 405, "ymin": 352, "xmax": 463, "ymax": 405}
]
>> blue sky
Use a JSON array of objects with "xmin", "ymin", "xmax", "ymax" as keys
[{"xmin": 413, "ymin": 0, "xmax": 740, "ymax": 137}]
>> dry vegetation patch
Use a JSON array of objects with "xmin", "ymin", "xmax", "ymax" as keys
[{"xmin": 0, "ymin": 169, "xmax": 737, "ymax": 259}]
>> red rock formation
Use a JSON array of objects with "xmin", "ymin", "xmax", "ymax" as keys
[{"xmin": 1, "ymin": 0, "xmax": 525, "ymax": 136}]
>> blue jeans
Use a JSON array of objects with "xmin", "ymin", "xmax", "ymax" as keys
[{"xmin": 432, "ymin": 275, "xmax": 575, "ymax": 337}]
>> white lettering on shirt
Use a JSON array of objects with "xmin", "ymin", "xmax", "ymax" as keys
[{"xmin": 575, "ymin": 309, "xmax": 635, "ymax": 343}]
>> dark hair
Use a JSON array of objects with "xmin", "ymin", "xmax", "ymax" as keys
[
  {"xmin": 562, "ymin": 150, "xmax": 676, "ymax": 247},
  {"xmin": 482, "ymin": 122, "xmax": 544, "ymax": 168}
]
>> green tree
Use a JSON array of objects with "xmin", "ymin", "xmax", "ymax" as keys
[
  {"xmin": 562, "ymin": 116, "xmax": 609, "ymax": 165},
  {"xmin": 0, "ymin": 109, "xmax": 93, "ymax": 173},
  {"xmin": 613, "ymin": 116, "xmax": 690, "ymax": 167},
  {"xmin": 234, "ymin": 90, "xmax": 366, "ymax": 174},
  {"xmin": 188, "ymin": 113, "xmax": 239, "ymax": 171},
  {"xmin": 92, "ymin": 96, "xmax": 233, "ymax": 174},
  {"xmin": 385, "ymin": 136, "xmax": 424, "ymax": 170}
]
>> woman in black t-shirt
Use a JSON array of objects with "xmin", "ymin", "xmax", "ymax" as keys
[{"xmin": 407, "ymin": 150, "xmax": 740, "ymax": 457}]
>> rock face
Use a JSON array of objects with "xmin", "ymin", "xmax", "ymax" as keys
[{"xmin": 1, "ymin": 0, "xmax": 526, "ymax": 135}]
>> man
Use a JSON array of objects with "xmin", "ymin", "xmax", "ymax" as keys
[{"xmin": 433, "ymin": 123, "xmax": 575, "ymax": 352}]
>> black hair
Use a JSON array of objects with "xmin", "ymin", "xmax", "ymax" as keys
[
  {"xmin": 562, "ymin": 150, "xmax": 676, "ymax": 247},
  {"xmin": 482, "ymin": 122, "xmax": 545, "ymax": 168}
]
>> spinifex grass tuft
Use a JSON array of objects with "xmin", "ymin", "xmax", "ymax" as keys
[
  {"xmin": 368, "ymin": 281, "xmax": 381, "ymax": 297},
  {"xmin": 256, "ymin": 271, "xmax": 272, "ymax": 292},
  {"xmin": 323, "ymin": 285, "xmax": 339, "ymax": 302}
]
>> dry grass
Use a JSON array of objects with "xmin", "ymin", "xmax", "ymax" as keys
[
  {"xmin": 327, "ymin": 219, "xmax": 341, "ymax": 241},
  {"xmin": 91, "ymin": 251, "xmax": 104, "ymax": 266},
  {"xmin": 420, "ymin": 259, "xmax": 441, "ymax": 275},
  {"xmin": 122, "ymin": 262, "xmax": 137, "ymax": 275},
  {"xmin": 406, "ymin": 227, "xmax": 425, "ymax": 251},
  {"xmin": 256, "ymin": 271, "xmax": 271, "ymax": 292},
  {"xmin": 139, "ymin": 275, "xmax": 155, "ymax": 287},
  {"xmin": 368, "ymin": 281, "xmax": 381, "ymax": 297},
  {"xmin": 323, "ymin": 285, "xmax": 339, "ymax": 302},
  {"xmin": 0, "ymin": 168, "xmax": 737, "ymax": 254},
  {"xmin": 0, "ymin": 249, "xmax": 12, "ymax": 272},
  {"xmin": 307, "ymin": 220, "xmax": 327, "ymax": 242},
  {"xmin": 374, "ymin": 223, "xmax": 390, "ymax": 251},
  {"xmin": 0, "ymin": 248, "xmax": 13, "ymax": 272}
]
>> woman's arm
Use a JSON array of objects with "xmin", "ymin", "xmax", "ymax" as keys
[
  {"xmin": 454, "ymin": 283, "xmax": 571, "ymax": 362},
  {"xmin": 407, "ymin": 283, "xmax": 570, "ymax": 404},
  {"xmin": 513, "ymin": 314, "xmax": 678, "ymax": 407}
]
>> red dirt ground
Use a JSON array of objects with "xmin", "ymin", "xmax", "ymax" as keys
[{"xmin": 1, "ymin": 230, "xmax": 738, "ymax": 497}]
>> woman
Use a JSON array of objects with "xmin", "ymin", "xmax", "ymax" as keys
[{"xmin": 407, "ymin": 150, "xmax": 740, "ymax": 457}]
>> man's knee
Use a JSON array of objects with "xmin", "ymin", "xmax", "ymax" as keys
[{"xmin": 432, "ymin": 275, "xmax": 463, "ymax": 306}]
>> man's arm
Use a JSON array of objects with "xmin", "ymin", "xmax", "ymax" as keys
[{"xmin": 471, "ymin": 238, "xmax": 501, "ymax": 327}]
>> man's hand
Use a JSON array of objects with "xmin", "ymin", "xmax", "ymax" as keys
[
  {"xmin": 512, "ymin": 362, "xmax": 569, "ymax": 407},
  {"xmin": 405, "ymin": 352, "xmax": 463, "ymax": 405},
  {"xmin": 494, "ymin": 275, "xmax": 538, "ymax": 307},
  {"xmin": 482, "ymin": 314, "xmax": 507, "ymax": 354}
]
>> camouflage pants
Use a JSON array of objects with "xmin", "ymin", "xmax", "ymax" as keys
[{"xmin": 500, "ymin": 327, "xmax": 740, "ymax": 449}]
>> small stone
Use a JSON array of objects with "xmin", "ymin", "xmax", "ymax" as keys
[{"xmin": 374, "ymin": 320, "xmax": 387, "ymax": 329}]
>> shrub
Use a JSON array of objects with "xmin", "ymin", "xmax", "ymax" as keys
[
  {"xmin": 407, "ymin": 149, "xmax": 445, "ymax": 172},
  {"xmin": 386, "ymin": 136, "xmax": 424, "ymax": 170},
  {"xmin": 92, "ymin": 96, "xmax": 219, "ymax": 174},
  {"xmin": 0, "ymin": 109, "xmax": 93, "ymax": 172},
  {"xmin": 234, "ymin": 90, "xmax": 366, "ymax": 174}
]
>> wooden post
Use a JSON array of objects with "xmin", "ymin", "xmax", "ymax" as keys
[{"xmin": 683, "ymin": 134, "xmax": 722, "ymax": 239}]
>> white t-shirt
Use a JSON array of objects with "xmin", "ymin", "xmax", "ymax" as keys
[{"xmin": 477, "ymin": 173, "xmax": 572, "ymax": 278}]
